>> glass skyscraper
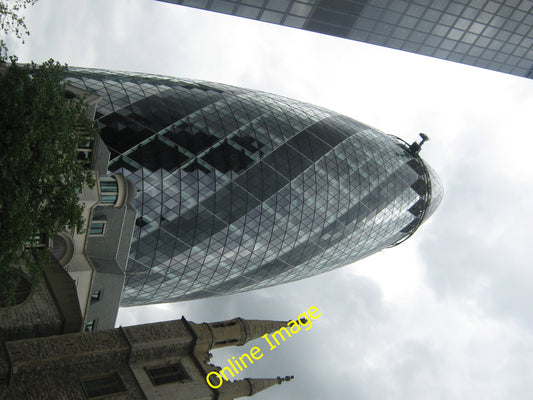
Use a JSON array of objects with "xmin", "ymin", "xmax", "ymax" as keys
[
  {"xmin": 158, "ymin": 0, "xmax": 533, "ymax": 79},
  {"xmin": 66, "ymin": 68, "xmax": 443, "ymax": 306}
]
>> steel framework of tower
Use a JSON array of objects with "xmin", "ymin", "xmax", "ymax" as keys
[{"xmin": 66, "ymin": 68, "xmax": 443, "ymax": 306}]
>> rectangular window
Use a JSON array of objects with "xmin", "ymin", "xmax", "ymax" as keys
[
  {"xmin": 101, "ymin": 194, "xmax": 118, "ymax": 205},
  {"xmin": 77, "ymin": 149, "xmax": 92, "ymax": 163},
  {"xmin": 89, "ymin": 221, "xmax": 106, "ymax": 235},
  {"xmin": 85, "ymin": 320, "xmax": 97, "ymax": 332},
  {"xmin": 145, "ymin": 362, "xmax": 190, "ymax": 385},
  {"xmin": 80, "ymin": 373, "xmax": 126, "ymax": 398},
  {"xmin": 78, "ymin": 137, "xmax": 94, "ymax": 150},
  {"xmin": 24, "ymin": 233, "xmax": 47, "ymax": 249},
  {"xmin": 99, "ymin": 177, "xmax": 119, "ymax": 205},
  {"xmin": 90, "ymin": 290, "xmax": 102, "ymax": 304},
  {"xmin": 236, "ymin": 5, "xmax": 260, "ymax": 19},
  {"xmin": 77, "ymin": 136, "xmax": 94, "ymax": 167},
  {"xmin": 100, "ymin": 179, "xmax": 118, "ymax": 192}
]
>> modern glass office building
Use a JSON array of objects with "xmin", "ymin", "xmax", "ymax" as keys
[
  {"xmin": 66, "ymin": 68, "xmax": 443, "ymax": 306},
  {"xmin": 158, "ymin": 0, "xmax": 533, "ymax": 79}
]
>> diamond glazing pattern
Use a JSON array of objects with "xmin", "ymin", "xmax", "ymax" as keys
[{"xmin": 66, "ymin": 68, "xmax": 443, "ymax": 306}]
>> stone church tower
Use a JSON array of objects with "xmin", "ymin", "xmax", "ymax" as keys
[{"xmin": 0, "ymin": 316, "xmax": 293, "ymax": 399}]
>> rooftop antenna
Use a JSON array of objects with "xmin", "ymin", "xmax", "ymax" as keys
[{"xmin": 408, "ymin": 133, "xmax": 429, "ymax": 155}]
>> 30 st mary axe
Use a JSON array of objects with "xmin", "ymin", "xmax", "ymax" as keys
[
  {"xmin": 66, "ymin": 68, "xmax": 443, "ymax": 306},
  {"xmin": 158, "ymin": 0, "xmax": 533, "ymax": 80}
]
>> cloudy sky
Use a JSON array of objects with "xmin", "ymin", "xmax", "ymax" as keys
[{"xmin": 6, "ymin": 0, "xmax": 533, "ymax": 398}]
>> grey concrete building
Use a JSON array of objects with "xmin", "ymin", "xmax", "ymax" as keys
[
  {"xmin": 158, "ymin": 0, "xmax": 533, "ymax": 79},
  {"xmin": 54, "ymin": 85, "xmax": 138, "ymax": 332}
]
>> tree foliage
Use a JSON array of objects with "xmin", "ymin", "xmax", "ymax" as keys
[
  {"xmin": 0, "ymin": 58, "xmax": 96, "ymax": 306},
  {"xmin": 0, "ymin": 0, "xmax": 38, "ymax": 59}
]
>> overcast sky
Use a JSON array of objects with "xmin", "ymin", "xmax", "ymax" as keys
[{"xmin": 6, "ymin": 1, "xmax": 533, "ymax": 399}]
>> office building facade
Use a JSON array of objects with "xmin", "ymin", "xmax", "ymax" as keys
[
  {"xmin": 65, "ymin": 68, "xmax": 443, "ymax": 306},
  {"xmin": 0, "ymin": 80, "xmax": 137, "ymax": 336},
  {"xmin": 158, "ymin": 0, "xmax": 533, "ymax": 79}
]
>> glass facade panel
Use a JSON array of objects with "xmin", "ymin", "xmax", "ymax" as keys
[
  {"xmin": 159, "ymin": 0, "xmax": 533, "ymax": 79},
  {"xmin": 67, "ymin": 68, "xmax": 442, "ymax": 306}
]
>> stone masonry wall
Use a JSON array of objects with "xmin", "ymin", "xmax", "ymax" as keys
[
  {"xmin": 0, "ymin": 318, "xmax": 200, "ymax": 399},
  {"xmin": 122, "ymin": 319, "xmax": 194, "ymax": 364},
  {"xmin": 0, "ymin": 278, "xmax": 63, "ymax": 342}
]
